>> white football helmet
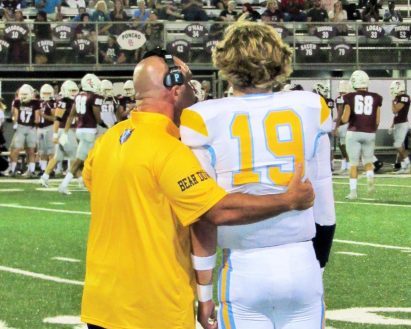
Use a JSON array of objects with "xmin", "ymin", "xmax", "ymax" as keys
[
  {"xmin": 338, "ymin": 80, "xmax": 350, "ymax": 94},
  {"xmin": 18, "ymin": 84, "xmax": 34, "ymax": 103},
  {"xmin": 350, "ymin": 70, "xmax": 369, "ymax": 89},
  {"xmin": 100, "ymin": 79, "xmax": 113, "ymax": 97},
  {"xmin": 61, "ymin": 80, "xmax": 79, "ymax": 99},
  {"xmin": 390, "ymin": 80, "xmax": 405, "ymax": 98},
  {"xmin": 190, "ymin": 80, "xmax": 205, "ymax": 102},
  {"xmin": 313, "ymin": 82, "xmax": 329, "ymax": 98},
  {"xmin": 81, "ymin": 73, "xmax": 101, "ymax": 93},
  {"xmin": 123, "ymin": 80, "xmax": 135, "ymax": 97},
  {"xmin": 40, "ymin": 84, "xmax": 54, "ymax": 101}
]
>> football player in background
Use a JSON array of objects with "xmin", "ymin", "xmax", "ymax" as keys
[
  {"xmin": 342, "ymin": 70, "xmax": 382, "ymax": 199},
  {"xmin": 390, "ymin": 80, "xmax": 410, "ymax": 174},
  {"xmin": 97, "ymin": 79, "xmax": 118, "ymax": 135},
  {"xmin": 58, "ymin": 73, "xmax": 104, "ymax": 195},
  {"xmin": 116, "ymin": 80, "xmax": 135, "ymax": 121},
  {"xmin": 7, "ymin": 84, "xmax": 40, "ymax": 177},
  {"xmin": 333, "ymin": 80, "xmax": 351, "ymax": 174},
  {"xmin": 39, "ymin": 80, "xmax": 79, "ymax": 187},
  {"xmin": 181, "ymin": 21, "xmax": 332, "ymax": 329},
  {"xmin": 37, "ymin": 84, "xmax": 56, "ymax": 175}
]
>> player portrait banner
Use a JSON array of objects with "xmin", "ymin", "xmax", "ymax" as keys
[
  {"xmin": 272, "ymin": 25, "xmax": 291, "ymax": 39},
  {"xmin": 166, "ymin": 39, "xmax": 190, "ymax": 62},
  {"xmin": 204, "ymin": 39, "xmax": 219, "ymax": 54},
  {"xmin": 363, "ymin": 24, "xmax": 385, "ymax": 39},
  {"xmin": 117, "ymin": 30, "xmax": 146, "ymax": 50},
  {"xmin": 390, "ymin": 25, "xmax": 411, "ymax": 39},
  {"xmin": 314, "ymin": 25, "xmax": 337, "ymax": 39},
  {"xmin": 72, "ymin": 38, "xmax": 93, "ymax": 54},
  {"xmin": 297, "ymin": 43, "xmax": 319, "ymax": 57},
  {"xmin": 34, "ymin": 39, "xmax": 55, "ymax": 54},
  {"xmin": 0, "ymin": 39, "xmax": 10, "ymax": 54},
  {"xmin": 332, "ymin": 43, "xmax": 353, "ymax": 59},
  {"xmin": 52, "ymin": 25, "xmax": 75, "ymax": 41},
  {"xmin": 4, "ymin": 24, "xmax": 28, "ymax": 40},
  {"xmin": 184, "ymin": 23, "xmax": 208, "ymax": 38}
]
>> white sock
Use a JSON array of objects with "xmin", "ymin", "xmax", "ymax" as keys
[
  {"xmin": 28, "ymin": 162, "xmax": 35, "ymax": 173},
  {"xmin": 366, "ymin": 170, "xmax": 374, "ymax": 179},
  {"xmin": 349, "ymin": 178, "xmax": 357, "ymax": 191},
  {"xmin": 341, "ymin": 159, "xmax": 347, "ymax": 170},
  {"xmin": 56, "ymin": 162, "xmax": 63, "ymax": 172},
  {"xmin": 61, "ymin": 172, "xmax": 74, "ymax": 188},
  {"xmin": 40, "ymin": 160, "xmax": 47, "ymax": 171},
  {"xmin": 403, "ymin": 157, "xmax": 410, "ymax": 167},
  {"xmin": 10, "ymin": 162, "xmax": 17, "ymax": 172},
  {"xmin": 42, "ymin": 173, "xmax": 50, "ymax": 180}
]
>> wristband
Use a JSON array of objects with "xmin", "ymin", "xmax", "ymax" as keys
[
  {"xmin": 191, "ymin": 253, "xmax": 217, "ymax": 271},
  {"xmin": 53, "ymin": 133, "xmax": 58, "ymax": 139},
  {"xmin": 197, "ymin": 284, "xmax": 213, "ymax": 302}
]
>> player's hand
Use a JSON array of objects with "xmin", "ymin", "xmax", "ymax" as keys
[
  {"xmin": 197, "ymin": 300, "xmax": 218, "ymax": 329},
  {"xmin": 287, "ymin": 163, "xmax": 315, "ymax": 211}
]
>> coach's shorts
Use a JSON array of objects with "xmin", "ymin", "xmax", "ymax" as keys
[
  {"xmin": 346, "ymin": 131, "xmax": 376, "ymax": 166},
  {"xmin": 76, "ymin": 129, "xmax": 96, "ymax": 161},
  {"xmin": 218, "ymin": 241, "xmax": 323, "ymax": 329},
  {"xmin": 393, "ymin": 122, "xmax": 409, "ymax": 148},
  {"xmin": 337, "ymin": 123, "xmax": 349, "ymax": 145},
  {"xmin": 37, "ymin": 125, "xmax": 54, "ymax": 156},
  {"xmin": 54, "ymin": 129, "xmax": 77, "ymax": 161},
  {"xmin": 10, "ymin": 125, "xmax": 37, "ymax": 149}
]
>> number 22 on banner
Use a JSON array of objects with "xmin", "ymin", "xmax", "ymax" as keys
[{"xmin": 231, "ymin": 110, "xmax": 304, "ymax": 186}]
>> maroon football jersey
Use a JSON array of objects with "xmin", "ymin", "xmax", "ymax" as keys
[
  {"xmin": 343, "ymin": 91, "xmax": 382, "ymax": 133},
  {"xmin": 14, "ymin": 99, "xmax": 41, "ymax": 127},
  {"xmin": 335, "ymin": 95, "xmax": 345, "ymax": 124},
  {"xmin": 75, "ymin": 91, "xmax": 102, "ymax": 129},
  {"xmin": 117, "ymin": 96, "xmax": 135, "ymax": 120},
  {"xmin": 56, "ymin": 97, "xmax": 76, "ymax": 129},
  {"xmin": 39, "ymin": 99, "xmax": 56, "ymax": 128},
  {"xmin": 393, "ymin": 93, "xmax": 410, "ymax": 124}
]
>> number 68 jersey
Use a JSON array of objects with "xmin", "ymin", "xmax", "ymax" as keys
[{"xmin": 180, "ymin": 91, "xmax": 332, "ymax": 249}]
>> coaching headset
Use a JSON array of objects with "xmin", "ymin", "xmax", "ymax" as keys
[{"xmin": 142, "ymin": 48, "xmax": 185, "ymax": 88}]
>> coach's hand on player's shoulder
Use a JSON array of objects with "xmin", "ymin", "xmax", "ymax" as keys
[
  {"xmin": 285, "ymin": 163, "xmax": 315, "ymax": 211},
  {"xmin": 197, "ymin": 300, "xmax": 218, "ymax": 329}
]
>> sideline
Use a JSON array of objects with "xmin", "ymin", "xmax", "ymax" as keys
[
  {"xmin": 335, "ymin": 201, "xmax": 411, "ymax": 208},
  {"xmin": 0, "ymin": 204, "xmax": 90, "ymax": 215}
]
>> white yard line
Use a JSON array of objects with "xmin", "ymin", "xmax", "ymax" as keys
[
  {"xmin": 0, "ymin": 189, "xmax": 24, "ymax": 192},
  {"xmin": 335, "ymin": 201, "xmax": 411, "ymax": 208},
  {"xmin": 0, "ymin": 204, "xmax": 90, "ymax": 215},
  {"xmin": 0, "ymin": 179, "xmax": 64, "ymax": 184},
  {"xmin": 333, "ymin": 174, "xmax": 411, "ymax": 179},
  {"xmin": 335, "ymin": 251, "xmax": 367, "ymax": 257},
  {"xmin": 52, "ymin": 257, "xmax": 81, "ymax": 263},
  {"xmin": 0, "ymin": 265, "xmax": 83, "ymax": 286},
  {"xmin": 334, "ymin": 239, "xmax": 411, "ymax": 251},
  {"xmin": 49, "ymin": 202, "xmax": 66, "ymax": 205},
  {"xmin": 333, "ymin": 181, "xmax": 411, "ymax": 188}
]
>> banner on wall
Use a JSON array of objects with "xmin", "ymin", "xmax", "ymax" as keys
[{"xmin": 117, "ymin": 30, "xmax": 146, "ymax": 50}]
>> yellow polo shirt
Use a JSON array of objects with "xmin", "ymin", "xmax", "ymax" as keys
[{"xmin": 81, "ymin": 111, "xmax": 227, "ymax": 329}]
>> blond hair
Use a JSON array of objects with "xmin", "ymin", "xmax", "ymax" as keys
[{"xmin": 212, "ymin": 21, "xmax": 293, "ymax": 90}]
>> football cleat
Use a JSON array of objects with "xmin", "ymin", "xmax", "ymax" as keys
[
  {"xmin": 373, "ymin": 160, "xmax": 383, "ymax": 173},
  {"xmin": 39, "ymin": 176, "xmax": 49, "ymax": 188},
  {"xmin": 58, "ymin": 184, "xmax": 72, "ymax": 195},
  {"xmin": 345, "ymin": 190, "xmax": 358, "ymax": 200}
]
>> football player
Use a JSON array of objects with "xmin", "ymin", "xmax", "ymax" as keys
[
  {"xmin": 8, "ymin": 84, "xmax": 40, "ymax": 177},
  {"xmin": 190, "ymin": 79, "xmax": 205, "ymax": 102},
  {"xmin": 181, "ymin": 22, "xmax": 332, "ymax": 329},
  {"xmin": 116, "ymin": 80, "xmax": 135, "ymax": 121},
  {"xmin": 333, "ymin": 80, "xmax": 350, "ymax": 174},
  {"xmin": 390, "ymin": 80, "xmax": 410, "ymax": 174},
  {"xmin": 341, "ymin": 70, "xmax": 382, "ymax": 199},
  {"xmin": 98, "ymin": 79, "xmax": 118, "ymax": 135},
  {"xmin": 37, "ymin": 83, "xmax": 56, "ymax": 175},
  {"xmin": 58, "ymin": 73, "xmax": 104, "ymax": 195},
  {"xmin": 39, "ymin": 80, "xmax": 79, "ymax": 187}
]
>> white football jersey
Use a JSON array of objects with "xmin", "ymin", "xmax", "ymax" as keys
[{"xmin": 180, "ymin": 91, "xmax": 332, "ymax": 249}]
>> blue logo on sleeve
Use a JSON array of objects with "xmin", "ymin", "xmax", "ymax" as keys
[{"xmin": 119, "ymin": 129, "xmax": 134, "ymax": 144}]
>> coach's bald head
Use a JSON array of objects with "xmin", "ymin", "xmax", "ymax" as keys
[{"xmin": 132, "ymin": 55, "xmax": 196, "ymax": 126}]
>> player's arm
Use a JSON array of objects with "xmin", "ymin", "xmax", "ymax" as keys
[
  {"xmin": 392, "ymin": 100, "xmax": 405, "ymax": 114},
  {"xmin": 376, "ymin": 106, "xmax": 381, "ymax": 128},
  {"xmin": 334, "ymin": 102, "xmax": 344, "ymax": 129},
  {"xmin": 34, "ymin": 109, "xmax": 41, "ymax": 125},
  {"xmin": 341, "ymin": 104, "xmax": 351, "ymax": 124},
  {"xmin": 190, "ymin": 220, "xmax": 217, "ymax": 329},
  {"xmin": 64, "ymin": 105, "xmax": 77, "ymax": 133},
  {"xmin": 41, "ymin": 110, "xmax": 55, "ymax": 122},
  {"xmin": 53, "ymin": 107, "xmax": 65, "ymax": 143}
]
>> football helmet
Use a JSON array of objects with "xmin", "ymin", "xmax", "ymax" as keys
[
  {"xmin": 190, "ymin": 80, "xmax": 205, "ymax": 102},
  {"xmin": 61, "ymin": 80, "xmax": 79, "ymax": 99},
  {"xmin": 390, "ymin": 80, "xmax": 405, "ymax": 98},
  {"xmin": 100, "ymin": 79, "xmax": 114, "ymax": 97},
  {"xmin": 350, "ymin": 70, "xmax": 369, "ymax": 89},
  {"xmin": 338, "ymin": 80, "xmax": 350, "ymax": 94},
  {"xmin": 40, "ymin": 84, "xmax": 54, "ymax": 101},
  {"xmin": 283, "ymin": 83, "xmax": 304, "ymax": 91},
  {"xmin": 123, "ymin": 80, "xmax": 135, "ymax": 97},
  {"xmin": 81, "ymin": 73, "xmax": 101, "ymax": 93},
  {"xmin": 313, "ymin": 82, "xmax": 329, "ymax": 98},
  {"xmin": 18, "ymin": 84, "xmax": 34, "ymax": 103}
]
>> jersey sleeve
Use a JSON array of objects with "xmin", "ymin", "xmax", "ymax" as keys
[
  {"xmin": 319, "ymin": 96, "xmax": 332, "ymax": 133},
  {"xmin": 180, "ymin": 108, "xmax": 211, "ymax": 148},
  {"xmin": 156, "ymin": 141, "xmax": 227, "ymax": 227}
]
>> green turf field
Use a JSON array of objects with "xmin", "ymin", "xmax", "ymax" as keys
[{"xmin": 0, "ymin": 175, "xmax": 410, "ymax": 329}]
